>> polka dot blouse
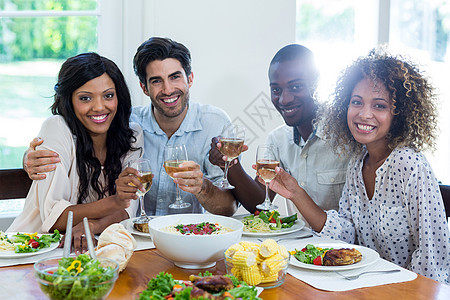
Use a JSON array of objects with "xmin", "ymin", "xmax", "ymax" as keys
[{"xmin": 320, "ymin": 147, "xmax": 450, "ymax": 284}]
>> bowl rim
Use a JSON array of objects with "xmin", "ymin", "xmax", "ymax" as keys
[
  {"xmin": 148, "ymin": 213, "xmax": 244, "ymax": 235},
  {"xmin": 34, "ymin": 255, "xmax": 119, "ymax": 280}
]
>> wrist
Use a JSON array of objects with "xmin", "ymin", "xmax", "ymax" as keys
[{"xmin": 196, "ymin": 179, "xmax": 209, "ymax": 196}]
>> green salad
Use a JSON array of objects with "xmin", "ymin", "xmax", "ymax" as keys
[
  {"xmin": 138, "ymin": 271, "xmax": 261, "ymax": 300},
  {"xmin": 36, "ymin": 253, "xmax": 118, "ymax": 300},
  {"xmin": 10, "ymin": 230, "xmax": 61, "ymax": 253},
  {"xmin": 293, "ymin": 244, "xmax": 333, "ymax": 266},
  {"xmin": 243, "ymin": 210, "xmax": 297, "ymax": 232}
]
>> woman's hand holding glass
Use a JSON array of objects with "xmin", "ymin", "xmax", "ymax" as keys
[{"xmin": 125, "ymin": 158, "xmax": 153, "ymax": 223}]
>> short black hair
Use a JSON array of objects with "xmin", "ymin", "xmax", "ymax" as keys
[
  {"xmin": 133, "ymin": 37, "xmax": 192, "ymax": 87},
  {"xmin": 270, "ymin": 44, "xmax": 315, "ymax": 65}
]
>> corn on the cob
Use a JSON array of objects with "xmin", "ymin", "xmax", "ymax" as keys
[
  {"xmin": 278, "ymin": 245, "xmax": 289, "ymax": 258},
  {"xmin": 259, "ymin": 239, "xmax": 279, "ymax": 257},
  {"xmin": 261, "ymin": 272, "xmax": 279, "ymax": 283},
  {"xmin": 232, "ymin": 250, "xmax": 257, "ymax": 267},
  {"xmin": 225, "ymin": 243, "xmax": 244, "ymax": 257},
  {"xmin": 241, "ymin": 265, "xmax": 262, "ymax": 285},
  {"xmin": 230, "ymin": 266, "xmax": 242, "ymax": 280},
  {"xmin": 260, "ymin": 253, "xmax": 285, "ymax": 276}
]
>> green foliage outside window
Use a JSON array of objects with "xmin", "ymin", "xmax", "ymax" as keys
[{"xmin": 0, "ymin": 0, "xmax": 97, "ymax": 62}]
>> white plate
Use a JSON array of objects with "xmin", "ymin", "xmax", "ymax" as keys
[
  {"xmin": 120, "ymin": 217, "xmax": 154, "ymax": 237},
  {"xmin": 0, "ymin": 233, "xmax": 59, "ymax": 258},
  {"xmin": 233, "ymin": 215, "xmax": 305, "ymax": 237},
  {"xmin": 289, "ymin": 243, "xmax": 380, "ymax": 271}
]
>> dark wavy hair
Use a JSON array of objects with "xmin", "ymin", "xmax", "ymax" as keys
[
  {"xmin": 133, "ymin": 37, "xmax": 192, "ymax": 88},
  {"xmin": 323, "ymin": 48, "xmax": 438, "ymax": 154},
  {"xmin": 52, "ymin": 52, "xmax": 138, "ymax": 203}
]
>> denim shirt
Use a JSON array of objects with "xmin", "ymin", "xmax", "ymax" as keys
[{"xmin": 130, "ymin": 102, "xmax": 231, "ymax": 216}]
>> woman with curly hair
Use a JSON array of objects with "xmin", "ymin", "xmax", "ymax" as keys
[
  {"xmin": 8, "ymin": 53, "xmax": 144, "ymax": 253},
  {"xmin": 266, "ymin": 49, "xmax": 449, "ymax": 283}
]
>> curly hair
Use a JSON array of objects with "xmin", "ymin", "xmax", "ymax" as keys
[
  {"xmin": 52, "ymin": 52, "xmax": 139, "ymax": 204},
  {"xmin": 322, "ymin": 48, "xmax": 438, "ymax": 155}
]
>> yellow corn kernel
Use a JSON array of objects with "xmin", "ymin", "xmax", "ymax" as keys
[
  {"xmin": 231, "ymin": 266, "xmax": 242, "ymax": 280},
  {"xmin": 225, "ymin": 243, "xmax": 244, "ymax": 257},
  {"xmin": 239, "ymin": 241, "xmax": 260, "ymax": 251},
  {"xmin": 259, "ymin": 239, "xmax": 279, "ymax": 257},
  {"xmin": 261, "ymin": 272, "xmax": 279, "ymax": 283},
  {"xmin": 232, "ymin": 250, "xmax": 257, "ymax": 267},
  {"xmin": 278, "ymin": 245, "xmax": 289, "ymax": 258},
  {"xmin": 255, "ymin": 253, "xmax": 265, "ymax": 263},
  {"xmin": 260, "ymin": 253, "xmax": 286, "ymax": 276},
  {"xmin": 241, "ymin": 265, "xmax": 262, "ymax": 286}
]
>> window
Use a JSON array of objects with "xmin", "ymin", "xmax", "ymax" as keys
[
  {"xmin": 296, "ymin": 0, "xmax": 450, "ymax": 184},
  {"xmin": 0, "ymin": 0, "xmax": 99, "ymax": 215},
  {"xmin": 389, "ymin": 0, "xmax": 450, "ymax": 184},
  {"xmin": 0, "ymin": 0, "xmax": 98, "ymax": 170}
]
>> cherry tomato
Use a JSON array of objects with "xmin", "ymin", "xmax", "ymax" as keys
[
  {"xmin": 301, "ymin": 248, "xmax": 307, "ymax": 252},
  {"xmin": 28, "ymin": 239, "xmax": 39, "ymax": 248},
  {"xmin": 313, "ymin": 256, "xmax": 322, "ymax": 266},
  {"xmin": 254, "ymin": 210, "xmax": 260, "ymax": 216},
  {"xmin": 270, "ymin": 218, "xmax": 276, "ymax": 223}
]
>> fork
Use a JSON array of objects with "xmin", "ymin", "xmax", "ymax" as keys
[
  {"xmin": 334, "ymin": 269, "xmax": 400, "ymax": 280},
  {"xmin": 256, "ymin": 234, "xmax": 313, "ymax": 243}
]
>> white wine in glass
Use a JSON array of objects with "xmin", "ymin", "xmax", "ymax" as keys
[
  {"xmin": 129, "ymin": 158, "xmax": 153, "ymax": 224},
  {"xmin": 215, "ymin": 124, "xmax": 245, "ymax": 189},
  {"xmin": 164, "ymin": 144, "xmax": 191, "ymax": 209},
  {"xmin": 256, "ymin": 144, "xmax": 280, "ymax": 211}
]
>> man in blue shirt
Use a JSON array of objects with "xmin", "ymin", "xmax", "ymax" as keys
[{"xmin": 24, "ymin": 37, "xmax": 237, "ymax": 217}]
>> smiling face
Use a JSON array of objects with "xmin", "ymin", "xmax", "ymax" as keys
[
  {"xmin": 269, "ymin": 59, "xmax": 317, "ymax": 128},
  {"xmin": 140, "ymin": 58, "xmax": 193, "ymax": 122},
  {"xmin": 347, "ymin": 77, "xmax": 394, "ymax": 150},
  {"xmin": 72, "ymin": 73, "xmax": 118, "ymax": 138}
]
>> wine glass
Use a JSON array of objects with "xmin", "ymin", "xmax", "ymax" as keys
[
  {"xmin": 214, "ymin": 124, "xmax": 245, "ymax": 189},
  {"xmin": 256, "ymin": 144, "xmax": 280, "ymax": 211},
  {"xmin": 128, "ymin": 158, "xmax": 153, "ymax": 224},
  {"xmin": 164, "ymin": 144, "xmax": 192, "ymax": 209}
]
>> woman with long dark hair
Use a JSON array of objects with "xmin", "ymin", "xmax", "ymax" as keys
[{"xmin": 8, "ymin": 52, "xmax": 143, "ymax": 252}]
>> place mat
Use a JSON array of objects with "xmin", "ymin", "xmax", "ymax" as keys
[
  {"xmin": 0, "ymin": 234, "xmax": 154, "ymax": 268},
  {"xmin": 133, "ymin": 234, "xmax": 155, "ymax": 251},
  {"xmin": 284, "ymin": 238, "xmax": 417, "ymax": 291},
  {"xmin": 0, "ymin": 248, "xmax": 64, "ymax": 268}
]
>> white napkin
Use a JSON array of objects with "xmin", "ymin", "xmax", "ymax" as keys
[
  {"xmin": 0, "ymin": 231, "xmax": 154, "ymax": 268},
  {"xmin": 288, "ymin": 258, "xmax": 417, "ymax": 291},
  {"xmin": 241, "ymin": 231, "xmax": 417, "ymax": 291},
  {"xmin": 133, "ymin": 235, "xmax": 155, "ymax": 251},
  {"xmin": 0, "ymin": 248, "xmax": 64, "ymax": 268},
  {"xmin": 282, "ymin": 237, "xmax": 417, "ymax": 291}
]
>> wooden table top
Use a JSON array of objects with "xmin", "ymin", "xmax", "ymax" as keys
[{"xmin": 1, "ymin": 248, "xmax": 449, "ymax": 300}]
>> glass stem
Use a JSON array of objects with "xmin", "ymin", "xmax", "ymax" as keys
[
  {"xmin": 139, "ymin": 195, "xmax": 146, "ymax": 217},
  {"xmin": 223, "ymin": 161, "xmax": 230, "ymax": 183},
  {"xmin": 265, "ymin": 182, "xmax": 270, "ymax": 203},
  {"xmin": 176, "ymin": 184, "xmax": 181, "ymax": 203}
]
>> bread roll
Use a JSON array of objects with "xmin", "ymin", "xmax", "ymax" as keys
[{"xmin": 93, "ymin": 223, "xmax": 137, "ymax": 272}]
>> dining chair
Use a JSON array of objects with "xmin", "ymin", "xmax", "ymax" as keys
[
  {"xmin": 0, "ymin": 168, "xmax": 32, "ymax": 200},
  {"xmin": 439, "ymin": 184, "xmax": 450, "ymax": 219}
]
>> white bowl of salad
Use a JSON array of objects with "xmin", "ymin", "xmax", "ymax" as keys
[
  {"xmin": 34, "ymin": 254, "xmax": 119, "ymax": 300},
  {"xmin": 148, "ymin": 214, "xmax": 243, "ymax": 269}
]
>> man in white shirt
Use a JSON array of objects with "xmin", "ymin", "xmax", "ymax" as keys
[{"xmin": 209, "ymin": 44, "xmax": 349, "ymax": 219}]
